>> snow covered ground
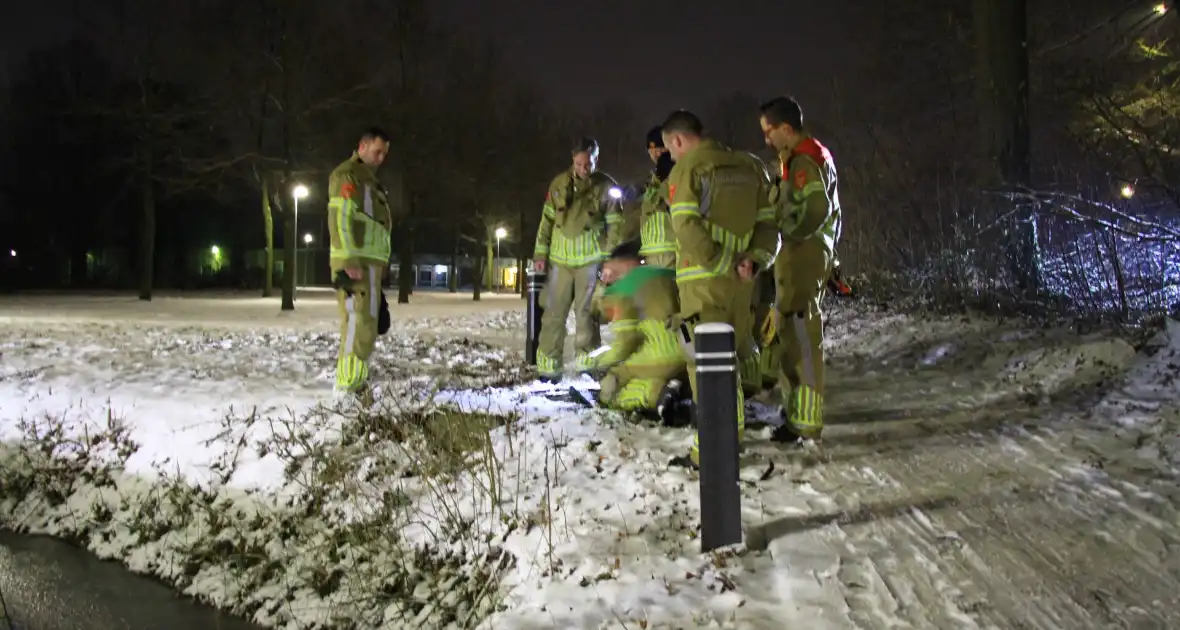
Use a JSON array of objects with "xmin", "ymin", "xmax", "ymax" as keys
[{"xmin": 1, "ymin": 290, "xmax": 1178, "ymax": 629}]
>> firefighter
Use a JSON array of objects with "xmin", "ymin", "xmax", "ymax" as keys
[
  {"xmin": 639, "ymin": 126, "xmax": 677, "ymax": 269},
  {"xmin": 327, "ymin": 127, "xmax": 395, "ymax": 399},
  {"xmin": 759, "ymin": 96, "xmax": 843, "ymax": 442},
  {"xmin": 588, "ymin": 239, "xmax": 689, "ymax": 424},
  {"xmin": 532, "ymin": 137, "xmax": 625, "ymax": 382},
  {"xmin": 661, "ymin": 110, "xmax": 778, "ymax": 467}
]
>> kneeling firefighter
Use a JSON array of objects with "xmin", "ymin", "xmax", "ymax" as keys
[{"xmin": 586, "ymin": 240, "xmax": 689, "ymax": 424}]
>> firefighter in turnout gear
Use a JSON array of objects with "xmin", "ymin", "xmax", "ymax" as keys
[
  {"xmin": 639, "ymin": 126, "xmax": 677, "ymax": 269},
  {"xmin": 736, "ymin": 152, "xmax": 777, "ymax": 398},
  {"xmin": 588, "ymin": 240, "xmax": 688, "ymax": 423},
  {"xmin": 661, "ymin": 110, "xmax": 779, "ymax": 467},
  {"xmin": 533, "ymin": 137, "xmax": 625, "ymax": 381},
  {"xmin": 760, "ymin": 96, "xmax": 842, "ymax": 441},
  {"xmin": 328, "ymin": 128, "xmax": 395, "ymax": 397}
]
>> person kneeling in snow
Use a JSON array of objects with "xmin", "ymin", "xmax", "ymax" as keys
[{"xmin": 587, "ymin": 240, "xmax": 690, "ymax": 425}]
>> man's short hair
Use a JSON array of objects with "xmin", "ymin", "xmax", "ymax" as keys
[
  {"xmin": 759, "ymin": 97, "xmax": 804, "ymax": 131},
  {"xmin": 360, "ymin": 127, "xmax": 390, "ymax": 144},
  {"xmin": 608, "ymin": 239, "xmax": 642, "ymax": 261},
  {"xmin": 572, "ymin": 136, "xmax": 600, "ymax": 157},
  {"xmin": 661, "ymin": 110, "xmax": 704, "ymax": 137}
]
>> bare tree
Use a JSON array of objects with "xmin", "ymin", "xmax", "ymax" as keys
[{"xmin": 974, "ymin": 0, "xmax": 1039, "ymax": 296}]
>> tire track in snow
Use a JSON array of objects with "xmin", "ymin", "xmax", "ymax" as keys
[{"xmin": 761, "ymin": 359, "xmax": 1180, "ymax": 630}]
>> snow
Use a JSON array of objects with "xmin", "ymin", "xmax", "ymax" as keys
[{"xmin": 2, "ymin": 290, "xmax": 1180, "ymax": 629}]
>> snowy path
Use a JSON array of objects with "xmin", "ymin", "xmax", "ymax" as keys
[
  {"xmin": 0, "ymin": 292, "xmax": 1177, "ymax": 629},
  {"xmin": 734, "ymin": 316, "xmax": 1180, "ymax": 629}
]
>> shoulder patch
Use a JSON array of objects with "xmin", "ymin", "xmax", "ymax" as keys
[
  {"xmin": 667, "ymin": 183, "xmax": 677, "ymax": 202},
  {"xmin": 341, "ymin": 182, "xmax": 356, "ymax": 199},
  {"xmin": 793, "ymin": 169, "xmax": 807, "ymax": 189}
]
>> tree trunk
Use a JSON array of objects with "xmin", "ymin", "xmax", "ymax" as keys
[
  {"xmin": 262, "ymin": 177, "xmax": 275, "ymax": 297},
  {"xmin": 518, "ymin": 207, "xmax": 527, "ymax": 297},
  {"xmin": 974, "ymin": 0, "xmax": 1038, "ymax": 297},
  {"xmin": 473, "ymin": 251, "xmax": 483, "ymax": 301},
  {"xmin": 280, "ymin": 208, "xmax": 295, "ymax": 310},
  {"xmin": 397, "ymin": 224, "xmax": 413, "ymax": 304},
  {"xmin": 485, "ymin": 229, "xmax": 495, "ymax": 292},
  {"xmin": 278, "ymin": 6, "xmax": 295, "ymax": 311},
  {"xmin": 138, "ymin": 162, "xmax": 155, "ymax": 302},
  {"xmin": 449, "ymin": 232, "xmax": 459, "ymax": 293}
]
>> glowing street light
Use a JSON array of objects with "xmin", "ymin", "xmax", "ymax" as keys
[
  {"xmin": 1120, "ymin": 184, "xmax": 1135, "ymax": 198},
  {"xmin": 494, "ymin": 227, "xmax": 508, "ymax": 289},
  {"xmin": 210, "ymin": 245, "xmax": 221, "ymax": 256},
  {"xmin": 1154, "ymin": 3, "xmax": 1167, "ymax": 15},
  {"xmin": 292, "ymin": 184, "xmax": 309, "ymax": 199},
  {"xmin": 8, "ymin": 249, "xmax": 14, "ymax": 257},
  {"xmin": 303, "ymin": 233, "xmax": 313, "ymax": 244}
]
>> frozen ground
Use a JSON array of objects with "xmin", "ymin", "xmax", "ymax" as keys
[{"xmin": 1, "ymin": 290, "xmax": 1178, "ymax": 629}]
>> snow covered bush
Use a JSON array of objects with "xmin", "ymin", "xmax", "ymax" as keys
[{"xmin": 0, "ymin": 388, "xmax": 537, "ymax": 629}]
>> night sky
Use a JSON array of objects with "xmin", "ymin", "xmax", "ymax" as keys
[
  {"xmin": 432, "ymin": 0, "xmax": 848, "ymax": 122},
  {"xmin": 2, "ymin": 0, "xmax": 849, "ymax": 125}
]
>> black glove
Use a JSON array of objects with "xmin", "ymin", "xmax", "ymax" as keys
[
  {"xmin": 655, "ymin": 151, "xmax": 674, "ymax": 181},
  {"xmin": 378, "ymin": 291, "xmax": 391, "ymax": 335},
  {"xmin": 333, "ymin": 270, "xmax": 353, "ymax": 295}
]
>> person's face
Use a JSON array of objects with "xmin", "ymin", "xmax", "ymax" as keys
[
  {"xmin": 759, "ymin": 116, "xmax": 793, "ymax": 152},
  {"xmin": 358, "ymin": 137, "xmax": 389, "ymax": 167},
  {"xmin": 601, "ymin": 258, "xmax": 637, "ymax": 284},
  {"xmin": 647, "ymin": 144, "xmax": 666, "ymax": 164},
  {"xmin": 661, "ymin": 132, "xmax": 689, "ymax": 162},
  {"xmin": 572, "ymin": 151, "xmax": 596, "ymax": 178}
]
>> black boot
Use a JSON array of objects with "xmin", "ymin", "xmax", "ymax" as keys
[
  {"xmin": 771, "ymin": 410, "xmax": 807, "ymax": 444},
  {"xmin": 656, "ymin": 379, "xmax": 683, "ymax": 426}
]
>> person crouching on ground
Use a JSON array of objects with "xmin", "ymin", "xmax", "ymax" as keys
[{"xmin": 586, "ymin": 240, "xmax": 690, "ymax": 425}]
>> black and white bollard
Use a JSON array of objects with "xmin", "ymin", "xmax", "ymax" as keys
[
  {"xmin": 694, "ymin": 322, "xmax": 743, "ymax": 552},
  {"xmin": 525, "ymin": 269, "xmax": 547, "ymax": 366}
]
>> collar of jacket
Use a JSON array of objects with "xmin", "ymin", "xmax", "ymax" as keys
[{"xmin": 351, "ymin": 151, "xmax": 377, "ymax": 176}]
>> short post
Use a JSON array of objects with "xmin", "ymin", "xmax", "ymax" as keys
[
  {"xmin": 694, "ymin": 322, "xmax": 743, "ymax": 552},
  {"xmin": 525, "ymin": 269, "xmax": 547, "ymax": 366}
]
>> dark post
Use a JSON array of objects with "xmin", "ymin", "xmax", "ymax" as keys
[
  {"xmin": 525, "ymin": 269, "xmax": 546, "ymax": 365},
  {"xmin": 694, "ymin": 322, "xmax": 742, "ymax": 552}
]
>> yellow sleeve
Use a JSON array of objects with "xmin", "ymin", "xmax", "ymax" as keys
[
  {"xmin": 747, "ymin": 159, "xmax": 780, "ymax": 267},
  {"xmin": 666, "ymin": 160, "xmax": 717, "ymax": 268},
  {"xmin": 784, "ymin": 156, "xmax": 830, "ymax": 241},
  {"xmin": 327, "ymin": 169, "xmax": 362, "ymax": 267},
  {"xmin": 533, "ymin": 183, "xmax": 559, "ymax": 259},
  {"xmin": 595, "ymin": 296, "xmax": 643, "ymax": 368}
]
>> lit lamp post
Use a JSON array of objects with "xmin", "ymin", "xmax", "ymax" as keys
[
  {"xmin": 495, "ymin": 227, "xmax": 507, "ymax": 290},
  {"xmin": 1121, "ymin": 184, "xmax": 1135, "ymax": 198},
  {"xmin": 292, "ymin": 184, "xmax": 309, "ymax": 297}
]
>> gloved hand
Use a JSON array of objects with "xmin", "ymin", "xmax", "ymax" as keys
[
  {"xmin": 655, "ymin": 152, "xmax": 674, "ymax": 181},
  {"xmin": 378, "ymin": 291, "xmax": 391, "ymax": 335},
  {"xmin": 333, "ymin": 270, "xmax": 353, "ymax": 295},
  {"xmin": 597, "ymin": 373, "xmax": 619, "ymax": 405}
]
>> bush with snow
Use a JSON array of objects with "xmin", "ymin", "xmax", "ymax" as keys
[{"xmin": 0, "ymin": 391, "xmax": 530, "ymax": 628}]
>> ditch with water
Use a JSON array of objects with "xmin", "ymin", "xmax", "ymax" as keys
[{"xmin": 0, "ymin": 530, "xmax": 261, "ymax": 630}]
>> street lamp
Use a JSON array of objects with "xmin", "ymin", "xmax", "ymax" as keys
[
  {"xmin": 292, "ymin": 184, "xmax": 309, "ymax": 297},
  {"xmin": 495, "ymin": 227, "xmax": 507, "ymax": 290},
  {"xmin": 1154, "ymin": 3, "xmax": 1167, "ymax": 15},
  {"xmin": 8, "ymin": 249, "xmax": 14, "ymax": 257},
  {"xmin": 303, "ymin": 233, "xmax": 313, "ymax": 244},
  {"xmin": 1121, "ymin": 184, "xmax": 1135, "ymax": 198},
  {"xmin": 210, "ymin": 245, "xmax": 220, "ymax": 256}
]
